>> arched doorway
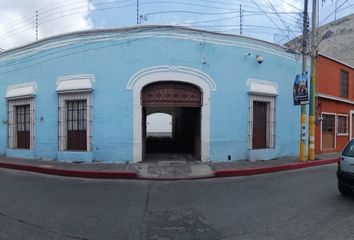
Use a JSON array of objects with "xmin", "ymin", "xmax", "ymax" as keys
[
  {"xmin": 127, "ymin": 65, "xmax": 216, "ymax": 163},
  {"xmin": 141, "ymin": 82, "xmax": 202, "ymax": 161}
]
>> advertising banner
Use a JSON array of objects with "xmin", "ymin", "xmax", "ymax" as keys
[{"xmin": 293, "ymin": 72, "xmax": 309, "ymax": 105}]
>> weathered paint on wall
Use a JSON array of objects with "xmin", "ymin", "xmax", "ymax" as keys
[
  {"xmin": 316, "ymin": 54, "xmax": 354, "ymax": 154},
  {"xmin": 0, "ymin": 26, "xmax": 302, "ymax": 162}
]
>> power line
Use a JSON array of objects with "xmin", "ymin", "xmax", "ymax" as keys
[
  {"xmin": 0, "ymin": 0, "xmax": 305, "ymax": 48},
  {"xmin": 249, "ymin": 0, "xmax": 289, "ymax": 37},
  {"xmin": 319, "ymin": 0, "xmax": 350, "ymax": 24},
  {"xmin": 265, "ymin": 0, "xmax": 297, "ymax": 39}
]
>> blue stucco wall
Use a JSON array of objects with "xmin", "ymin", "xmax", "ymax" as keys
[{"xmin": 0, "ymin": 26, "xmax": 302, "ymax": 162}]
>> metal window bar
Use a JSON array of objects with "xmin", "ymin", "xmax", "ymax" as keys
[
  {"xmin": 16, "ymin": 105, "xmax": 30, "ymax": 149},
  {"xmin": 252, "ymin": 101, "xmax": 268, "ymax": 149},
  {"xmin": 66, "ymin": 100, "xmax": 87, "ymax": 151},
  {"xmin": 58, "ymin": 92, "xmax": 92, "ymax": 151},
  {"xmin": 337, "ymin": 116, "xmax": 347, "ymax": 134},
  {"xmin": 322, "ymin": 114, "xmax": 334, "ymax": 132},
  {"xmin": 248, "ymin": 94, "xmax": 276, "ymax": 149},
  {"xmin": 8, "ymin": 98, "xmax": 35, "ymax": 149}
]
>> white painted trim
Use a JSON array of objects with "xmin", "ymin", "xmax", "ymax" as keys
[
  {"xmin": 128, "ymin": 65, "xmax": 216, "ymax": 163},
  {"xmin": 1, "ymin": 28, "xmax": 297, "ymax": 63},
  {"xmin": 247, "ymin": 79, "xmax": 278, "ymax": 96},
  {"xmin": 350, "ymin": 110, "xmax": 354, "ymax": 140},
  {"xmin": 5, "ymin": 82, "xmax": 38, "ymax": 99},
  {"xmin": 8, "ymin": 97, "xmax": 35, "ymax": 149},
  {"xmin": 56, "ymin": 74, "xmax": 95, "ymax": 93},
  {"xmin": 248, "ymin": 94, "xmax": 276, "ymax": 149},
  {"xmin": 336, "ymin": 114, "xmax": 349, "ymax": 136},
  {"xmin": 317, "ymin": 93, "xmax": 354, "ymax": 104},
  {"xmin": 58, "ymin": 92, "xmax": 92, "ymax": 152},
  {"xmin": 127, "ymin": 66, "xmax": 216, "ymax": 91},
  {"xmin": 320, "ymin": 112, "xmax": 337, "ymax": 151}
]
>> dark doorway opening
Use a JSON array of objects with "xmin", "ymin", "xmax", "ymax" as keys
[{"xmin": 141, "ymin": 82, "xmax": 202, "ymax": 161}]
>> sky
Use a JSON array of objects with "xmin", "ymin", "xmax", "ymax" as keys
[{"xmin": 0, "ymin": 0, "xmax": 354, "ymax": 50}]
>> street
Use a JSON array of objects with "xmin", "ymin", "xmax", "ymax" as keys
[{"xmin": 0, "ymin": 164, "xmax": 353, "ymax": 240}]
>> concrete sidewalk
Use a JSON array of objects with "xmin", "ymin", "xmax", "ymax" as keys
[{"xmin": 0, "ymin": 153, "xmax": 340, "ymax": 180}]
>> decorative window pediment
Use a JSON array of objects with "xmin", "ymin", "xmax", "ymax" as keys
[
  {"xmin": 56, "ymin": 74, "xmax": 95, "ymax": 93},
  {"xmin": 5, "ymin": 82, "xmax": 38, "ymax": 99},
  {"xmin": 247, "ymin": 79, "xmax": 278, "ymax": 96}
]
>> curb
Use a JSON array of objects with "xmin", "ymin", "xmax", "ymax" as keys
[
  {"xmin": 0, "ymin": 158, "xmax": 338, "ymax": 180},
  {"xmin": 0, "ymin": 162, "xmax": 138, "ymax": 179},
  {"xmin": 137, "ymin": 174, "xmax": 215, "ymax": 181},
  {"xmin": 213, "ymin": 158, "xmax": 338, "ymax": 178}
]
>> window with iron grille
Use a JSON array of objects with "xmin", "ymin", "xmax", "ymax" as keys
[
  {"xmin": 67, "ymin": 100, "xmax": 87, "ymax": 150},
  {"xmin": 340, "ymin": 70, "xmax": 349, "ymax": 98},
  {"xmin": 337, "ymin": 115, "xmax": 348, "ymax": 135},
  {"xmin": 8, "ymin": 98, "xmax": 35, "ymax": 149},
  {"xmin": 16, "ymin": 105, "xmax": 30, "ymax": 149},
  {"xmin": 322, "ymin": 114, "xmax": 335, "ymax": 132},
  {"xmin": 58, "ymin": 92, "xmax": 92, "ymax": 151},
  {"xmin": 249, "ymin": 95, "xmax": 275, "ymax": 149}
]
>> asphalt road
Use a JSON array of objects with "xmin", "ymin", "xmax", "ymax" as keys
[{"xmin": 0, "ymin": 164, "xmax": 353, "ymax": 240}]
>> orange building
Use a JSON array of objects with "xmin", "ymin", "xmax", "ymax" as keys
[{"xmin": 316, "ymin": 54, "xmax": 354, "ymax": 154}]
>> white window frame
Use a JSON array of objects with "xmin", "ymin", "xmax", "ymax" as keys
[
  {"xmin": 350, "ymin": 110, "xmax": 354, "ymax": 140},
  {"xmin": 337, "ymin": 114, "xmax": 348, "ymax": 136},
  {"xmin": 8, "ymin": 97, "xmax": 35, "ymax": 149},
  {"xmin": 248, "ymin": 94, "xmax": 276, "ymax": 149},
  {"xmin": 58, "ymin": 92, "xmax": 92, "ymax": 151}
]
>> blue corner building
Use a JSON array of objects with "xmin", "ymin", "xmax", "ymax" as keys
[{"xmin": 0, "ymin": 26, "xmax": 302, "ymax": 163}]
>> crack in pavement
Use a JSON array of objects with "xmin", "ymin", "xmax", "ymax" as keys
[
  {"xmin": 140, "ymin": 182, "xmax": 152, "ymax": 240},
  {"xmin": 0, "ymin": 212, "xmax": 93, "ymax": 240}
]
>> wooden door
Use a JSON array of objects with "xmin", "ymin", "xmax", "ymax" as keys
[
  {"xmin": 253, "ymin": 101, "xmax": 267, "ymax": 149},
  {"xmin": 322, "ymin": 114, "xmax": 335, "ymax": 149},
  {"xmin": 16, "ymin": 105, "xmax": 30, "ymax": 149}
]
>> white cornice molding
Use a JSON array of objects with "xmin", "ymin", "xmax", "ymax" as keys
[
  {"xmin": 0, "ymin": 27, "xmax": 297, "ymax": 63},
  {"xmin": 56, "ymin": 74, "xmax": 95, "ymax": 93},
  {"xmin": 317, "ymin": 93, "xmax": 354, "ymax": 104},
  {"xmin": 127, "ymin": 65, "xmax": 217, "ymax": 91},
  {"xmin": 5, "ymin": 82, "xmax": 38, "ymax": 99},
  {"xmin": 247, "ymin": 79, "xmax": 278, "ymax": 96}
]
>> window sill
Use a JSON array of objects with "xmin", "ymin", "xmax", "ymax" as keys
[
  {"xmin": 62, "ymin": 150, "xmax": 89, "ymax": 152},
  {"xmin": 337, "ymin": 133, "xmax": 348, "ymax": 136}
]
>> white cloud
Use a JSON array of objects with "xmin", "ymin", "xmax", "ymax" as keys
[{"xmin": 0, "ymin": 0, "xmax": 95, "ymax": 50}]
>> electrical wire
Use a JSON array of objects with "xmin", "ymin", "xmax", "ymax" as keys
[
  {"xmin": 0, "ymin": 0, "xmax": 304, "ymax": 48},
  {"xmin": 265, "ymin": 0, "xmax": 298, "ymax": 39},
  {"xmin": 319, "ymin": 0, "xmax": 350, "ymax": 24},
  {"xmin": 249, "ymin": 0, "xmax": 289, "ymax": 37}
]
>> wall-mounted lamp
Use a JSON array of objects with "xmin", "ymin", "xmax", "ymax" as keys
[
  {"xmin": 40, "ymin": 116, "xmax": 44, "ymax": 121},
  {"xmin": 256, "ymin": 55, "xmax": 264, "ymax": 64},
  {"xmin": 2, "ymin": 120, "xmax": 7, "ymax": 124},
  {"xmin": 315, "ymin": 116, "xmax": 323, "ymax": 126}
]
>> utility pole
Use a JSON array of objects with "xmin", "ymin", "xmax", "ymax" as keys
[
  {"xmin": 308, "ymin": 0, "xmax": 318, "ymax": 161},
  {"xmin": 300, "ymin": 0, "xmax": 309, "ymax": 162},
  {"xmin": 137, "ymin": 0, "xmax": 140, "ymax": 25},
  {"xmin": 35, "ymin": 10, "xmax": 38, "ymax": 41},
  {"xmin": 239, "ymin": 4, "xmax": 242, "ymax": 35},
  {"xmin": 335, "ymin": 0, "xmax": 338, "ymax": 20}
]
